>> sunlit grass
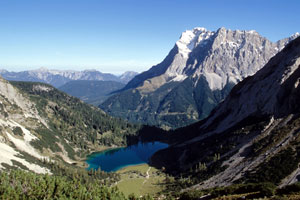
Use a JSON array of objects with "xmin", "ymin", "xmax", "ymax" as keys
[{"xmin": 116, "ymin": 164, "xmax": 166, "ymax": 197}]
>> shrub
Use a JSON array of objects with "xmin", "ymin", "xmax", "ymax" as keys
[
  {"xmin": 12, "ymin": 127, "xmax": 23, "ymax": 136},
  {"xmin": 277, "ymin": 182, "xmax": 300, "ymax": 195},
  {"xmin": 179, "ymin": 190, "xmax": 205, "ymax": 200}
]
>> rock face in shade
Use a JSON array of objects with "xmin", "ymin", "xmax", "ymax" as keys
[
  {"xmin": 151, "ymin": 36, "xmax": 300, "ymax": 188},
  {"xmin": 101, "ymin": 27, "xmax": 299, "ymax": 129}
]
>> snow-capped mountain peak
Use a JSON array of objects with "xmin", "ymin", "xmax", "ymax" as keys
[
  {"xmin": 101, "ymin": 27, "xmax": 299, "ymax": 129},
  {"xmin": 169, "ymin": 27, "xmax": 289, "ymax": 90},
  {"xmin": 292, "ymin": 32, "xmax": 300, "ymax": 39},
  {"xmin": 127, "ymin": 27, "xmax": 297, "ymax": 91},
  {"xmin": 176, "ymin": 27, "xmax": 214, "ymax": 58}
]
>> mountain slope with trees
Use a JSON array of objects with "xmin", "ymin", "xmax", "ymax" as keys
[
  {"xmin": 101, "ymin": 27, "xmax": 299, "ymax": 129},
  {"xmin": 0, "ymin": 76, "xmax": 165, "ymax": 174}
]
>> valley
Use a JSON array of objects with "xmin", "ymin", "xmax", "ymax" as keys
[
  {"xmin": 0, "ymin": 16, "xmax": 300, "ymax": 200},
  {"xmin": 59, "ymin": 80, "xmax": 125, "ymax": 106}
]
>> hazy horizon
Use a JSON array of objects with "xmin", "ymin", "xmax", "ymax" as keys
[{"xmin": 0, "ymin": 0, "xmax": 299, "ymax": 74}]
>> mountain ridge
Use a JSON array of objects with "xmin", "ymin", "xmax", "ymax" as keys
[
  {"xmin": 0, "ymin": 68, "xmax": 138, "ymax": 87},
  {"xmin": 125, "ymin": 28, "xmax": 298, "ymax": 91},
  {"xmin": 101, "ymin": 27, "xmax": 298, "ymax": 129}
]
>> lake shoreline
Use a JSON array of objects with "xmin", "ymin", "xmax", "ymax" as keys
[
  {"xmin": 86, "ymin": 146, "xmax": 124, "ymax": 158},
  {"xmin": 116, "ymin": 163, "xmax": 146, "ymax": 172},
  {"xmin": 85, "ymin": 141, "xmax": 168, "ymax": 172}
]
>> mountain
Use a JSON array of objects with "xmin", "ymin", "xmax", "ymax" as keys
[
  {"xmin": 151, "ymin": 36, "xmax": 300, "ymax": 189},
  {"xmin": 0, "ymin": 68, "xmax": 138, "ymax": 87},
  {"xmin": 101, "ymin": 27, "xmax": 299, "ymax": 129},
  {"xmin": 0, "ymin": 76, "xmax": 164, "ymax": 173},
  {"xmin": 118, "ymin": 71, "xmax": 139, "ymax": 84},
  {"xmin": 59, "ymin": 80, "xmax": 125, "ymax": 106}
]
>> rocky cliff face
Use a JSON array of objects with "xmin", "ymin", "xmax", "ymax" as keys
[
  {"xmin": 151, "ymin": 36, "xmax": 300, "ymax": 188},
  {"xmin": 101, "ymin": 27, "xmax": 298, "ymax": 129}
]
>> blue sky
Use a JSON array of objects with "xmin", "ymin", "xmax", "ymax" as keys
[{"xmin": 0, "ymin": 0, "xmax": 299, "ymax": 74}]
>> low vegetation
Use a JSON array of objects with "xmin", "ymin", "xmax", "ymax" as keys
[
  {"xmin": 178, "ymin": 182, "xmax": 300, "ymax": 200},
  {"xmin": 0, "ymin": 170, "xmax": 153, "ymax": 200}
]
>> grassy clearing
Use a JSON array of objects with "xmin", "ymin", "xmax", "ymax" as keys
[{"xmin": 116, "ymin": 164, "xmax": 166, "ymax": 197}]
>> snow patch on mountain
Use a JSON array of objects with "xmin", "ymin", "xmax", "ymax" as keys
[
  {"xmin": 0, "ymin": 119, "xmax": 46, "ymax": 160},
  {"xmin": 176, "ymin": 27, "xmax": 214, "ymax": 58},
  {"xmin": 291, "ymin": 32, "xmax": 300, "ymax": 39},
  {"xmin": 0, "ymin": 119, "xmax": 50, "ymax": 173},
  {"xmin": 0, "ymin": 141, "xmax": 50, "ymax": 174}
]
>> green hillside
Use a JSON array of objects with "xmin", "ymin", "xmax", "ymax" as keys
[
  {"xmin": 11, "ymin": 81, "xmax": 140, "ymax": 156},
  {"xmin": 101, "ymin": 77, "xmax": 234, "ymax": 129},
  {"xmin": 59, "ymin": 80, "xmax": 125, "ymax": 106},
  {"xmin": 0, "ymin": 78, "xmax": 167, "ymax": 199}
]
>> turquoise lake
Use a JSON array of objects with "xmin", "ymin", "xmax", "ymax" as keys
[{"xmin": 86, "ymin": 142, "xmax": 168, "ymax": 172}]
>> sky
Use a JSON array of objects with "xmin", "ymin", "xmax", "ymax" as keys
[{"xmin": 0, "ymin": 0, "xmax": 299, "ymax": 74}]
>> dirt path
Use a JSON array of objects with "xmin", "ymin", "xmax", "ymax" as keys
[{"xmin": 143, "ymin": 167, "xmax": 151, "ymax": 184}]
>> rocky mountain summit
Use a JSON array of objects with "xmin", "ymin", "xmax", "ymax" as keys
[
  {"xmin": 151, "ymin": 35, "xmax": 300, "ymax": 188},
  {"xmin": 126, "ymin": 27, "xmax": 296, "ymax": 90},
  {"xmin": 101, "ymin": 27, "xmax": 299, "ymax": 129}
]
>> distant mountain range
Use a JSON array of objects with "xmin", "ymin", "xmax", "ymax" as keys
[
  {"xmin": 152, "ymin": 35, "xmax": 300, "ymax": 188},
  {"xmin": 101, "ymin": 27, "xmax": 299, "ymax": 129},
  {"xmin": 0, "ymin": 68, "xmax": 138, "ymax": 88},
  {"xmin": 59, "ymin": 80, "xmax": 125, "ymax": 106}
]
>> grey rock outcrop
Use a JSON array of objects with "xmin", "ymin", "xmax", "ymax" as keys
[{"xmin": 101, "ymin": 27, "xmax": 298, "ymax": 129}]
